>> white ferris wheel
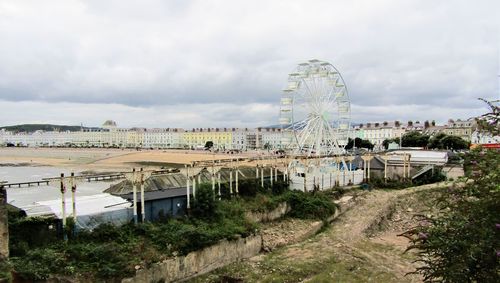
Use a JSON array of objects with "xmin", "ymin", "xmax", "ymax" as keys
[{"xmin": 279, "ymin": 59, "xmax": 351, "ymax": 157}]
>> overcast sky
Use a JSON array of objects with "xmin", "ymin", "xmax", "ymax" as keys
[{"xmin": 0, "ymin": 0, "xmax": 498, "ymax": 128}]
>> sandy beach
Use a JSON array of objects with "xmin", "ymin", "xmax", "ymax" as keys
[{"xmin": 0, "ymin": 147, "xmax": 250, "ymax": 171}]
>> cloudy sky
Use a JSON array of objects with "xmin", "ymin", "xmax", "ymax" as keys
[{"xmin": 0, "ymin": 0, "xmax": 498, "ymax": 128}]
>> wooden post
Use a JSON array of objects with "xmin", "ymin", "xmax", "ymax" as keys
[
  {"xmin": 140, "ymin": 168, "xmax": 145, "ymax": 222},
  {"xmin": 367, "ymin": 156, "xmax": 371, "ymax": 182},
  {"xmin": 70, "ymin": 172, "xmax": 76, "ymax": 220},
  {"xmin": 60, "ymin": 173, "xmax": 67, "ymax": 236},
  {"xmin": 270, "ymin": 166, "xmax": 273, "ymax": 186},
  {"xmin": 235, "ymin": 169, "xmax": 239, "ymax": 194},
  {"xmin": 211, "ymin": 173, "xmax": 215, "ymax": 197},
  {"xmin": 384, "ymin": 156, "xmax": 388, "ymax": 182},
  {"xmin": 217, "ymin": 172, "xmax": 221, "ymax": 200},
  {"xmin": 303, "ymin": 169, "xmax": 307, "ymax": 192},
  {"xmin": 193, "ymin": 177, "xmax": 196, "ymax": 198},
  {"xmin": 407, "ymin": 155, "xmax": 411, "ymax": 180},
  {"xmin": 185, "ymin": 165, "xmax": 190, "ymax": 209},
  {"xmin": 274, "ymin": 165, "xmax": 278, "ymax": 182},
  {"xmin": 336, "ymin": 161, "xmax": 340, "ymax": 186},
  {"xmin": 229, "ymin": 169, "xmax": 233, "ymax": 195},
  {"xmin": 321, "ymin": 174, "xmax": 324, "ymax": 190},
  {"xmin": 343, "ymin": 164, "xmax": 346, "ymax": 186},
  {"xmin": 283, "ymin": 164, "xmax": 287, "ymax": 181},
  {"xmin": 261, "ymin": 167, "xmax": 264, "ymax": 187},
  {"xmin": 402, "ymin": 154, "xmax": 406, "ymax": 180},
  {"xmin": 351, "ymin": 160, "xmax": 354, "ymax": 184}
]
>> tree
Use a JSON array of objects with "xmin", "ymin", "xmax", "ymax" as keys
[
  {"xmin": 404, "ymin": 101, "xmax": 500, "ymax": 282},
  {"xmin": 191, "ymin": 183, "xmax": 218, "ymax": 219},
  {"xmin": 405, "ymin": 148, "xmax": 500, "ymax": 282},
  {"xmin": 263, "ymin": 142, "xmax": 271, "ymax": 150},
  {"xmin": 382, "ymin": 138, "xmax": 400, "ymax": 149},
  {"xmin": 440, "ymin": 135, "xmax": 469, "ymax": 150},
  {"xmin": 401, "ymin": 131, "xmax": 430, "ymax": 148},
  {"xmin": 204, "ymin": 141, "xmax": 214, "ymax": 149},
  {"xmin": 428, "ymin": 133, "xmax": 469, "ymax": 150},
  {"xmin": 345, "ymin": 138, "xmax": 374, "ymax": 150},
  {"xmin": 475, "ymin": 98, "xmax": 499, "ymax": 136},
  {"xmin": 428, "ymin": 133, "xmax": 447, "ymax": 149}
]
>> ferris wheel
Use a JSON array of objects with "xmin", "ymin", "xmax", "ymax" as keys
[{"xmin": 279, "ymin": 59, "xmax": 351, "ymax": 157}]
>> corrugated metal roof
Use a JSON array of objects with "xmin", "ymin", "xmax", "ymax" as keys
[{"xmin": 105, "ymin": 166, "xmax": 278, "ymax": 196}]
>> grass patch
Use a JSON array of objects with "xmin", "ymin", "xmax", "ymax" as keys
[
  {"xmin": 9, "ymin": 197, "xmax": 257, "ymax": 281},
  {"xmin": 189, "ymin": 247, "xmax": 399, "ymax": 283}
]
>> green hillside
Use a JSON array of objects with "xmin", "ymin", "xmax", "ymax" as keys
[{"xmin": 0, "ymin": 124, "xmax": 90, "ymax": 133}]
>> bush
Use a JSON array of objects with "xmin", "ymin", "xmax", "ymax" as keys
[
  {"xmin": 191, "ymin": 183, "xmax": 218, "ymax": 219},
  {"xmin": 282, "ymin": 190, "xmax": 337, "ymax": 220},
  {"xmin": 11, "ymin": 248, "xmax": 66, "ymax": 280},
  {"xmin": 237, "ymin": 179, "xmax": 266, "ymax": 197},
  {"xmin": 0, "ymin": 258, "xmax": 11, "ymax": 282},
  {"xmin": 405, "ymin": 148, "xmax": 500, "ymax": 282},
  {"xmin": 8, "ymin": 216, "xmax": 58, "ymax": 256}
]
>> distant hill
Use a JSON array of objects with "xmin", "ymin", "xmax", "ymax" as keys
[{"xmin": 0, "ymin": 124, "xmax": 96, "ymax": 133}]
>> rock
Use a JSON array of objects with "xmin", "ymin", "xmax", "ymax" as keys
[{"xmin": 406, "ymin": 208, "xmax": 413, "ymax": 212}]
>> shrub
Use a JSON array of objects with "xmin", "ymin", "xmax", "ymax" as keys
[
  {"xmin": 0, "ymin": 257, "xmax": 11, "ymax": 282},
  {"xmin": 11, "ymin": 248, "xmax": 66, "ymax": 280},
  {"xmin": 282, "ymin": 190, "xmax": 337, "ymax": 220},
  {"xmin": 8, "ymin": 216, "xmax": 58, "ymax": 256},
  {"xmin": 405, "ymin": 148, "xmax": 500, "ymax": 282},
  {"xmin": 191, "ymin": 183, "xmax": 218, "ymax": 219}
]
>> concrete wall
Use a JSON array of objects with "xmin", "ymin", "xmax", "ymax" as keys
[
  {"xmin": 442, "ymin": 165, "xmax": 464, "ymax": 180},
  {"xmin": 122, "ymin": 234, "xmax": 262, "ymax": 283},
  {"xmin": 386, "ymin": 165, "xmax": 418, "ymax": 180},
  {"xmin": 245, "ymin": 202, "xmax": 290, "ymax": 223},
  {"xmin": 0, "ymin": 186, "xmax": 8, "ymax": 258}
]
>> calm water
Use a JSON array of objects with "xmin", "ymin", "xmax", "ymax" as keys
[{"xmin": 1, "ymin": 166, "xmax": 120, "ymax": 207}]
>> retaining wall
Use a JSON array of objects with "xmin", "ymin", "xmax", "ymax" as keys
[
  {"xmin": 121, "ymin": 235, "xmax": 262, "ymax": 283},
  {"xmin": 245, "ymin": 202, "xmax": 290, "ymax": 223}
]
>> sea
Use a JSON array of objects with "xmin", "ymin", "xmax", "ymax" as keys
[{"xmin": 1, "ymin": 166, "xmax": 119, "ymax": 208}]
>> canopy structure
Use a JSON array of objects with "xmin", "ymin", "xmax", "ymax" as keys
[{"xmin": 22, "ymin": 193, "xmax": 132, "ymax": 229}]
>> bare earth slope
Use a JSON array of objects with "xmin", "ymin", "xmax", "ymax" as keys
[{"xmin": 191, "ymin": 183, "xmax": 449, "ymax": 283}]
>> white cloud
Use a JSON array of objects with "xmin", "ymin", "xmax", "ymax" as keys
[
  {"xmin": 0, "ymin": 0, "xmax": 498, "ymax": 127},
  {"xmin": 0, "ymin": 100, "xmax": 279, "ymax": 128}
]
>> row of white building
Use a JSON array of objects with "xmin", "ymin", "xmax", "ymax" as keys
[
  {"xmin": 351, "ymin": 118, "xmax": 499, "ymax": 149},
  {"xmin": 1, "ymin": 119, "xmax": 497, "ymax": 150},
  {"xmin": 0, "ymin": 120, "xmax": 284, "ymax": 151}
]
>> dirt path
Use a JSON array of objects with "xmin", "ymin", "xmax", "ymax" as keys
[{"xmin": 190, "ymin": 182, "xmax": 450, "ymax": 283}]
